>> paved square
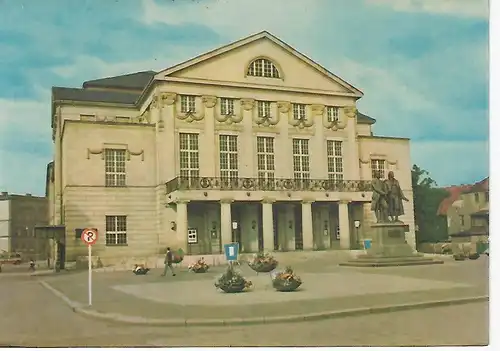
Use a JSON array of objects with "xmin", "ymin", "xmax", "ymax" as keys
[{"xmin": 112, "ymin": 271, "xmax": 472, "ymax": 306}]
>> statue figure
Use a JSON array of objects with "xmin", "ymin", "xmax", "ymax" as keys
[
  {"xmin": 385, "ymin": 171, "xmax": 409, "ymax": 222},
  {"xmin": 371, "ymin": 170, "xmax": 389, "ymax": 223}
]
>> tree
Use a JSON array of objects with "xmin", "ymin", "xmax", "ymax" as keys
[{"xmin": 411, "ymin": 165, "xmax": 449, "ymax": 244}]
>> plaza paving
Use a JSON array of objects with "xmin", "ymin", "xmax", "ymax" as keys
[
  {"xmin": 40, "ymin": 253, "xmax": 489, "ymax": 322},
  {"xmin": 0, "ymin": 276, "xmax": 489, "ymax": 346}
]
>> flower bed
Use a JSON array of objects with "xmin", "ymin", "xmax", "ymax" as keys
[
  {"xmin": 215, "ymin": 265, "xmax": 253, "ymax": 293},
  {"xmin": 188, "ymin": 258, "xmax": 209, "ymax": 273},
  {"xmin": 248, "ymin": 252, "xmax": 278, "ymax": 273},
  {"xmin": 272, "ymin": 266, "xmax": 302, "ymax": 292}
]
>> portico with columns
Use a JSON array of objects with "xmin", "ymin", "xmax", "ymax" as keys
[{"xmin": 168, "ymin": 195, "xmax": 366, "ymax": 254}]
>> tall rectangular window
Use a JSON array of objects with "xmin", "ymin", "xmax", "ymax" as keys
[
  {"xmin": 180, "ymin": 95, "xmax": 196, "ymax": 113},
  {"xmin": 292, "ymin": 139, "xmax": 310, "ymax": 181},
  {"xmin": 179, "ymin": 133, "xmax": 199, "ymax": 182},
  {"xmin": 105, "ymin": 215, "xmax": 127, "ymax": 246},
  {"xmin": 327, "ymin": 140, "xmax": 343, "ymax": 182},
  {"xmin": 257, "ymin": 136, "xmax": 275, "ymax": 180},
  {"xmin": 292, "ymin": 103, "xmax": 306, "ymax": 120},
  {"xmin": 371, "ymin": 159, "xmax": 385, "ymax": 179},
  {"xmin": 220, "ymin": 98, "xmax": 235, "ymax": 115},
  {"xmin": 105, "ymin": 149, "xmax": 126, "ymax": 187},
  {"xmin": 219, "ymin": 135, "xmax": 238, "ymax": 181},
  {"xmin": 327, "ymin": 106, "xmax": 339, "ymax": 123},
  {"xmin": 257, "ymin": 101, "xmax": 271, "ymax": 117}
]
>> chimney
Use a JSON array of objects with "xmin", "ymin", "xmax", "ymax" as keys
[
  {"xmin": 1, "ymin": 192, "xmax": 7, "ymax": 196},
  {"xmin": 25, "ymin": 193, "xmax": 32, "ymax": 197}
]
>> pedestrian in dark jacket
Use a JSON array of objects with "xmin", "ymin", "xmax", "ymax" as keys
[{"xmin": 161, "ymin": 247, "xmax": 176, "ymax": 276}]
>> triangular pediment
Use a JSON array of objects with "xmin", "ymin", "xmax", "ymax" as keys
[{"xmin": 155, "ymin": 31, "xmax": 363, "ymax": 96}]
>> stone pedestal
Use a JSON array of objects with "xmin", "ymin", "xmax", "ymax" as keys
[{"xmin": 340, "ymin": 222, "xmax": 444, "ymax": 267}]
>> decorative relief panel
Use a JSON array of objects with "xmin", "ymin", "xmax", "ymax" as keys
[
  {"xmin": 86, "ymin": 146, "xmax": 145, "ymax": 161},
  {"xmin": 213, "ymin": 97, "xmax": 244, "ymax": 125},
  {"xmin": 287, "ymin": 103, "xmax": 314, "ymax": 129},
  {"xmin": 174, "ymin": 94, "xmax": 206, "ymax": 123},
  {"xmin": 252, "ymin": 100, "xmax": 280, "ymax": 127},
  {"xmin": 321, "ymin": 106, "xmax": 349, "ymax": 131}
]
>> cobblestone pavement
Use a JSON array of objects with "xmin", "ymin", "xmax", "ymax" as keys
[
  {"xmin": 41, "ymin": 256, "xmax": 488, "ymax": 319},
  {"xmin": 0, "ymin": 277, "xmax": 489, "ymax": 347}
]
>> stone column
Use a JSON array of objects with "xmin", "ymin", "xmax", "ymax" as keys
[
  {"xmin": 339, "ymin": 200, "xmax": 351, "ymax": 249},
  {"xmin": 262, "ymin": 198, "xmax": 275, "ymax": 251},
  {"xmin": 176, "ymin": 200, "xmax": 189, "ymax": 250},
  {"xmin": 301, "ymin": 200, "xmax": 314, "ymax": 250},
  {"xmin": 220, "ymin": 199, "xmax": 233, "ymax": 246}
]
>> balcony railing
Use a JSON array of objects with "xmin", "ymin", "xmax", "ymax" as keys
[{"xmin": 165, "ymin": 176, "xmax": 372, "ymax": 194}]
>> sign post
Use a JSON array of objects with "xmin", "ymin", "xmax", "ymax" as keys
[
  {"xmin": 81, "ymin": 228, "xmax": 98, "ymax": 306},
  {"xmin": 224, "ymin": 242, "xmax": 239, "ymax": 266}
]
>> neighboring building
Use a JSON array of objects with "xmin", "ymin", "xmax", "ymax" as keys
[
  {"xmin": 0, "ymin": 192, "xmax": 49, "ymax": 257},
  {"xmin": 439, "ymin": 178, "xmax": 489, "ymax": 245},
  {"xmin": 48, "ymin": 31, "xmax": 416, "ymax": 264}
]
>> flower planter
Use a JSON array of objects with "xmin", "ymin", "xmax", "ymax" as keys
[
  {"xmin": 468, "ymin": 253, "xmax": 480, "ymax": 260},
  {"xmin": 218, "ymin": 283, "xmax": 247, "ymax": 293},
  {"xmin": 272, "ymin": 266, "xmax": 302, "ymax": 292},
  {"xmin": 248, "ymin": 253, "xmax": 279, "ymax": 273},
  {"xmin": 248, "ymin": 261, "xmax": 278, "ymax": 273},
  {"xmin": 215, "ymin": 265, "xmax": 252, "ymax": 293},
  {"xmin": 192, "ymin": 266, "xmax": 209, "ymax": 273},
  {"xmin": 272, "ymin": 279, "xmax": 302, "ymax": 292}
]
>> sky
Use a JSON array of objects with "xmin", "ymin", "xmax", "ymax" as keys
[{"xmin": 0, "ymin": 0, "xmax": 490, "ymax": 196}]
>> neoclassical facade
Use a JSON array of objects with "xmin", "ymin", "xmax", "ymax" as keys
[{"xmin": 48, "ymin": 31, "xmax": 416, "ymax": 263}]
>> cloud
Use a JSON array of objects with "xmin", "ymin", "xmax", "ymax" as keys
[
  {"xmin": 411, "ymin": 140, "xmax": 488, "ymax": 187},
  {"xmin": 141, "ymin": 0, "xmax": 322, "ymax": 40},
  {"xmin": 366, "ymin": 0, "xmax": 489, "ymax": 19},
  {"xmin": 0, "ymin": 92, "xmax": 52, "ymax": 196}
]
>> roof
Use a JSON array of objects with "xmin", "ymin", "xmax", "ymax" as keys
[
  {"xmin": 82, "ymin": 70, "xmax": 156, "ymax": 90},
  {"xmin": 52, "ymin": 87, "xmax": 139, "ymax": 105},
  {"xmin": 437, "ymin": 184, "xmax": 472, "ymax": 215},
  {"xmin": 357, "ymin": 112, "xmax": 376, "ymax": 124},
  {"xmin": 463, "ymin": 177, "xmax": 489, "ymax": 194},
  {"xmin": 157, "ymin": 31, "xmax": 364, "ymax": 98}
]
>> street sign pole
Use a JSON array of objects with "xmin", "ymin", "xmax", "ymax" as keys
[
  {"xmin": 88, "ymin": 244, "xmax": 92, "ymax": 306},
  {"xmin": 81, "ymin": 228, "xmax": 98, "ymax": 307}
]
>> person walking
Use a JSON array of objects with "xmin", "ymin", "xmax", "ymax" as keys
[{"xmin": 161, "ymin": 247, "xmax": 176, "ymax": 277}]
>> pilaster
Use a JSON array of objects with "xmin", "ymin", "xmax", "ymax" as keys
[
  {"xmin": 262, "ymin": 197, "xmax": 275, "ymax": 251},
  {"xmin": 175, "ymin": 200, "xmax": 189, "ymax": 250},
  {"xmin": 220, "ymin": 198, "xmax": 233, "ymax": 246},
  {"xmin": 339, "ymin": 200, "xmax": 351, "ymax": 249},
  {"xmin": 344, "ymin": 106, "xmax": 360, "ymax": 180},
  {"xmin": 301, "ymin": 200, "xmax": 314, "ymax": 250}
]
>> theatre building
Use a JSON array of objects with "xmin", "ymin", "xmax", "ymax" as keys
[{"xmin": 47, "ymin": 31, "xmax": 416, "ymax": 264}]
